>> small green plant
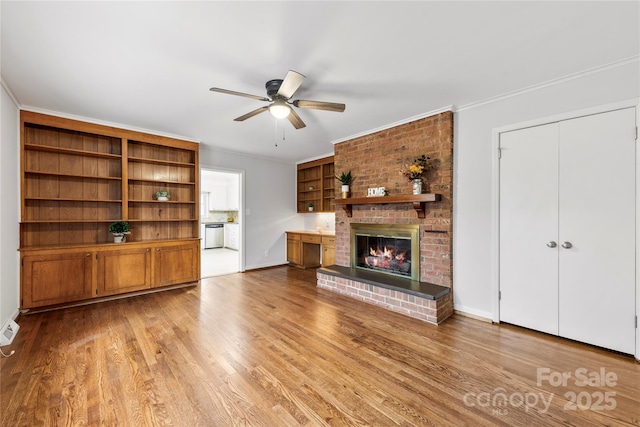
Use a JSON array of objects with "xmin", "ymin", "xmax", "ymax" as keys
[
  {"xmin": 108, "ymin": 221, "xmax": 130, "ymax": 234},
  {"xmin": 335, "ymin": 171, "xmax": 353, "ymax": 186},
  {"xmin": 155, "ymin": 190, "xmax": 170, "ymax": 199}
]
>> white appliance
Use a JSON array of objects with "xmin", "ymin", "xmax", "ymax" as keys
[
  {"xmin": 224, "ymin": 223, "xmax": 239, "ymax": 250},
  {"xmin": 205, "ymin": 223, "xmax": 224, "ymax": 249}
]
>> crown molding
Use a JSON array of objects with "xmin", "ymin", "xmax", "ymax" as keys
[
  {"xmin": 0, "ymin": 76, "xmax": 21, "ymax": 108},
  {"xmin": 19, "ymin": 105, "xmax": 201, "ymax": 143},
  {"xmin": 456, "ymin": 55, "xmax": 640, "ymax": 112}
]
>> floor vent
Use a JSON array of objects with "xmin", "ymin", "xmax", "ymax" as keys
[{"xmin": 1, "ymin": 320, "xmax": 19, "ymax": 346}]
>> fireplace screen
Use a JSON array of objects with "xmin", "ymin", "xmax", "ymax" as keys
[
  {"xmin": 356, "ymin": 235, "xmax": 412, "ymax": 277},
  {"xmin": 350, "ymin": 224, "xmax": 420, "ymax": 281}
]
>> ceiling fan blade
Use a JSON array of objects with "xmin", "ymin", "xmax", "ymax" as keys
[
  {"xmin": 287, "ymin": 108, "xmax": 306, "ymax": 129},
  {"xmin": 277, "ymin": 70, "xmax": 305, "ymax": 99},
  {"xmin": 210, "ymin": 87, "xmax": 269, "ymax": 102},
  {"xmin": 234, "ymin": 106, "xmax": 269, "ymax": 122},
  {"xmin": 292, "ymin": 99, "xmax": 346, "ymax": 112}
]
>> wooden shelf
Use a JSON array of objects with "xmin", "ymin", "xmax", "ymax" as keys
[
  {"xmin": 25, "ymin": 171, "xmax": 122, "ymax": 180},
  {"xmin": 128, "ymin": 178, "xmax": 196, "ymax": 185},
  {"xmin": 25, "ymin": 197, "xmax": 122, "ymax": 202},
  {"xmin": 128, "ymin": 156, "xmax": 195, "ymax": 167},
  {"xmin": 127, "ymin": 219, "xmax": 197, "ymax": 222},
  {"xmin": 24, "ymin": 143, "xmax": 122, "ymax": 159},
  {"xmin": 297, "ymin": 156, "xmax": 334, "ymax": 213},
  {"xmin": 21, "ymin": 219, "xmax": 117, "ymax": 224},
  {"xmin": 334, "ymin": 194, "xmax": 441, "ymax": 218},
  {"xmin": 128, "ymin": 200, "xmax": 196, "ymax": 204}
]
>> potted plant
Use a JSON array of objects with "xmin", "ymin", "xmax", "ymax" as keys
[
  {"xmin": 308, "ymin": 202, "xmax": 314, "ymax": 212},
  {"xmin": 109, "ymin": 221, "xmax": 130, "ymax": 243},
  {"xmin": 155, "ymin": 190, "xmax": 170, "ymax": 201},
  {"xmin": 335, "ymin": 170, "xmax": 353, "ymax": 198}
]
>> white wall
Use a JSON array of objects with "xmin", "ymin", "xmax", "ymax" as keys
[
  {"xmin": 454, "ymin": 60, "xmax": 640, "ymax": 319},
  {"xmin": 0, "ymin": 84, "xmax": 20, "ymax": 329},
  {"xmin": 199, "ymin": 146, "xmax": 303, "ymax": 270}
]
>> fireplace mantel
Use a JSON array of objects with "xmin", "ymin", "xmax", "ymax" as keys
[{"xmin": 335, "ymin": 194, "xmax": 441, "ymax": 218}]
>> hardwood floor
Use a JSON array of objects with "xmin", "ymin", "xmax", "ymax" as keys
[{"xmin": 2, "ymin": 266, "xmax": 639, "ymax": 426}]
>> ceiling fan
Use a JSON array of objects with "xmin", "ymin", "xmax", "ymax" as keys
[{"xmin": 209, "ymin": 70, "xmax": 345, "ymax": 129}]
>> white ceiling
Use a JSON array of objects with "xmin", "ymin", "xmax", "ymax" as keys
[{"xmin": 2, "ymin": 1, "xmax": 638, "ymax": 163}]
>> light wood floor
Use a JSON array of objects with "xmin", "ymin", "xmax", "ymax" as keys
[{"xmin": 2, "ymin": 266, "xmax": 639, "ymax": 426}]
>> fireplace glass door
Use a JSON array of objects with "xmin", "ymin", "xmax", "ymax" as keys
[{"xmin": 350, "ymin": 224, "xmax": 420, "ymax": 281}]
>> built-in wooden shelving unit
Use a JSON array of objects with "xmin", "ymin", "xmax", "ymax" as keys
[{"xmin": 19, "ymin": 111, "xmax": 201, "ymax": 310}]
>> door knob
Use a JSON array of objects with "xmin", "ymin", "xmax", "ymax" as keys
[
  {"xmin": 546, "ymin": 241, "xmax": 557, "ymax": 248},
  {"xmin": 561, "ymin": 241, "xmax": 572, "ymax": 249}
]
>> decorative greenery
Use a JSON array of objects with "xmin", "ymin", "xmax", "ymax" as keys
[
  {"xmin": 155, "ymin": 190, "xmax": 170, "ymax": 199},
  {"xmin": 108, "ymin": 221, "xmax": 130, "ymax": 235},
  {"xmin": 335, "ymin": 170, "xmax": 354, "ymax": 186},
  {"xmin": 402, "ymin": 155, "xmax": 432, "ymax": 181},
  {"xmin": 308, "ymin": 202, "xmax": 314, "ymax": 208}
]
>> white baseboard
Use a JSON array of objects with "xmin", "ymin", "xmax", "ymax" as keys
[
  {"xmin": 453, "ymin": 304, "xmax": 493, "ymax": 322},
  {"xmin": 245, "ymin": 261, "xmax": 289, "ymax": 271}
]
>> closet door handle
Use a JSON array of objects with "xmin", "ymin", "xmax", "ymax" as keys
[
  {"xmin": 546, "ymin": 241, "xmax": 557, "ymax": 248},
  {"xmin": 561, "ymin": 241, "xmax": 572, "ymax": 249}
]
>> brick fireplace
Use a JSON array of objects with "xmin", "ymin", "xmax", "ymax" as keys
[{"xmin": 317, "ymin": 110, "xmax": 453, "ymax": 325}]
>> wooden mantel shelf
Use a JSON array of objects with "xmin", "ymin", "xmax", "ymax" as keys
[{"xmin": 334, "ymin": 194, "xmax": 441, "ymax": 218}]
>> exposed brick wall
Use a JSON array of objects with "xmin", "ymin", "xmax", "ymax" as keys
[{"xmin": 333, "ymin": 111, "xmax": 453, "ymax": 287}]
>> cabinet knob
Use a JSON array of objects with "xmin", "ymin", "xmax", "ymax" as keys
[
  {"xmin": 146, "ymin": 248, "xmax": 150, "ymax": 252},
  {"xmin": 86, "ymin": 253, "xmax": 91, "ymax": 257},
  {"xmin": 156, "ymin": 248, "xmax": 161, "ymax": 252},
  {"xmin": 546, "ymin": 241, "xmax": 557, "ymax": 248},
  {"xmin": 561, "ymin": 241, "xmax": 573, "ymax": 249}
]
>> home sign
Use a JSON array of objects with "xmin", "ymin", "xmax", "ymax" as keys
[{"xmin": 367, "ymin": 187, "xmax": 386, "ymax": 197}]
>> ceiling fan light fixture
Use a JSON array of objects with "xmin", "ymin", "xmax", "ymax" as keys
[{"xmin": 269, "ymin": 100, "xmax": 291, "ymax": 119}]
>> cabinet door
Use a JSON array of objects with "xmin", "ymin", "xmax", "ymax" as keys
[
  {"xmin": 97, "ymin": 247, "xmax": 151, "ymax": 296},
  {"xmin": 287, "ymin": 236, "xmax": 301, "ymax": 265},
  {"xmin": 499, "ymin": 123, "xmax": 560, "ymax": 335},
  {"xmin": 208, "ymin": 183, "xmax": 228, "ymax": 210},
  {"xmin": 153, "ymin": 241, "xmax": 200, "ymax": 287},
  {"xmin": 227, "ymin": 176, "xmax": 239, "ymax": 210},
  {"xmin": 558, "ymin": 108, "xmax": 636, "ymax": 354},
  {"xmin": 22, "ymin": 251, "xmax": 94, "ymax": 308},
  {"xmin": 226, "ymin": 225, "xmax": 239, "ymax": 250},
  {"xmin": 322, "ymin": 237, "xmax": 336, "ymax": 267}
]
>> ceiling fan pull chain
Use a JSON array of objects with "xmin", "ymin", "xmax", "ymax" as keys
[{"xmin": 274, "ymin": 119, "xmax": 278, "ymax": 147}]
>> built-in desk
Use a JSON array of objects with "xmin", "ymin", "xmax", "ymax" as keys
[{"xmin": 286, "ymin": 231, "xmax": 335, "ymax": 269}]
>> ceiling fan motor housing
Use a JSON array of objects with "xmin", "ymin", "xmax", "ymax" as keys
[{"xmin": 265, "ymin": 79, "xmax": 283, "ymax": 98}]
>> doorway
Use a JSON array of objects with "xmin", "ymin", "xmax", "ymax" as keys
[{"xmin": 200, "ymin": 168, "xmax": 244, "ymax": 277}]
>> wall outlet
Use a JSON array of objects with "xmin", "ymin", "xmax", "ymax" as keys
[
  {"xmin": 0, "ymin": 320, "xmax": 19, "ymax": 347},
  {"xmin": 264, "ymin": 250, "xmax": 269, "ymax": 257}
]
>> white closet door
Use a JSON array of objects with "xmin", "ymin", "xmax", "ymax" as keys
[
  {"xmin": 558, "ymin": 108, "xmax": 636, "ymax": 354},
  {"xmin": 499, "ymin": 123, "xmax": 559, "ymax": 335}
]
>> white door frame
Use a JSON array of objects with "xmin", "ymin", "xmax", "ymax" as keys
[
  {"xmin": 491, "ymin": 98, "xmax": 640, "ymax": 359},
  {"xmin": 200, "ymin": 166, "xmax": 246, "ymax": 273}
]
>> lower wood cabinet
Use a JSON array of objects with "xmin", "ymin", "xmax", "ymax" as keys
[
  {"xmin": 22, "ymin": 251, "xmax": 94, "ymax": 308},
  {"xmin": 321, "ymin": 236, "xmax": 336, "ymax": 267},
  {"xmin": 153, "ymin": 241, "xmax": 200, "ymax": 288},
  {"xmin": 98, "ymin": 247, "xmax": 152, "ymax": 297},
  {"xmin": 21, "ymin": 239, "xmax": 200, "ymax": 309},
  {"xmin": 286, "ymin": 231, "xmax": 335, "ymax": 269},
  {"xmin": 286, "ymin": 233, "xmax": 302, "ymax": 265}
]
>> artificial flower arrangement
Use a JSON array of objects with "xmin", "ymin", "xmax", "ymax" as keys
[{"xmin": 402, "ymin": 155, "xmax": 432, "ymax": 181}]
